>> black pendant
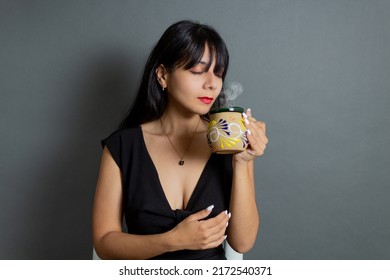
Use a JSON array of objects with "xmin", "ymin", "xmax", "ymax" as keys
[{"xmin": 179, "ymin": 160, "xmax": 184, "ymax": 166}]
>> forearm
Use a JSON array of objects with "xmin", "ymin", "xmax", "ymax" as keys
[
  {"xmin": 227, "ymin": 159, "xmax": 259, "ymax": 253},
  {"xmin": 94, "ymin": 230, "xmax": 176, "ymax": 260},
  {"xmin": 94, "ymin": 208, "xmax": 229, "ymax": 259}
]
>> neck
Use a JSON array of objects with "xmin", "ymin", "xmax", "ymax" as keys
[
  {"xmin": 160, "ymin": 113, "xmax": 203, "ymax": 166},
  {"xmin": 160, "ymin": 112, "xmax": 204, "ymax": 137}
]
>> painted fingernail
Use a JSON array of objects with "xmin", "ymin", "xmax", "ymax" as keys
[
  {"xmin": 247, "ymin": 129, "xmax": 252, "ymax": 135},
  {"xmin": 224, "ymin": 210, "xmax": 228, "ymax": 215},
  {"xmin": 242, "ymin": 112, "xmax": 248, "ymax": 119},
  {"xmin": 206, "ymin": 205, "xmax": 214, "ymax": 211},
  {"xmin": 244, "ymin": 118, "xmax": 250, "ymax": 125},
  {"xmin": 228, "ymin": 212, "xmax": 232, "ymax": 219},
  {"xmin": 224, "ymin": 235, "xmax": 228, "ymax": 240},
  {"xmin": 226, "ymin": 222, "xmax": 229, "ymax": 227},
  {"xmin": 247, "ymin": 108, "xmax": 252, "ymax": 116}
]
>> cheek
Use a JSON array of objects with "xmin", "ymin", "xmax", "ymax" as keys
[
  {"xmin": 167, "ymin": 76, "xmax": 195, "ymax": 100},
  {"xmin": 171, "ymin": 75, "xmax": 199, "ymax": 93},
  {"xmin": 217, "ymin": 81, "xmax": 223, "ymax": 92},
  {"xmin": 213, "ymin": 81, "xmax": 223, "ymax": 96},
  {"xmin": 172, "ymin": 79, "xmax": 194, "ymax": 95}
]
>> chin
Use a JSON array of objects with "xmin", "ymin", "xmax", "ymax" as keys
[
  {"xmin": 197, "ymin": 108, "xmax": 212, "ymax": 116},
  {"xmin": 189, "ymin": 103, "xmax": 213, "ymax": 116}
]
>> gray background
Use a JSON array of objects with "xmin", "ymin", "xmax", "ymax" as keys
[{"xmin": 1, "ymin": 0, "xmax": 389, "ymax": 260}]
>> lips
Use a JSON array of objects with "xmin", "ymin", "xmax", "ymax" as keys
[{"xmin": 198, "ymin": 97, "xmax": 214, "ymax": 104}]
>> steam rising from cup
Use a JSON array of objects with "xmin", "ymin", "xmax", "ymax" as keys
[{"xmin": 220, "ymin": 81, "xmax": 243, "ymax": 107}]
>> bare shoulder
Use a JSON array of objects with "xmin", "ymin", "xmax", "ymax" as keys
[{"xmin": 98, "ymin": 146, "xmax": 121, "ymax": 181}]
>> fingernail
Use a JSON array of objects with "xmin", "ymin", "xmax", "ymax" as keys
[
  {"xmin": 242, "ymin": 112, "xmax": 248, "ymax": 119},
  {"xmin": 224, "ymin": 210, "xmax": 228, "ymax": 215},
  {"xmin": 244, "ymin": 118, "xmax": 250, "ymax": 125},
  {"xmin": 247, "ymin": 129, "xmax": 252, "ymax": 135},
  {"xmin": 206, "ymin": 205, "xmax": 214, "ymax": 211},
  {"xmin": 224, "ymin": 235, "xmax": 228, "ymax": 240},
  {"xmin": 228, "ymin": 212, "xmax": 232, "ymax": 219},
  {"xmin": 247, "ymin": 108, "xmax": 252, "ymax": 116},
  {"xmin": 226, "ymin": 222, "xmax": 229, "ymax": 227}
]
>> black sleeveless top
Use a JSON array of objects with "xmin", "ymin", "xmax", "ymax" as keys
[{"xmin": 102, "ymin": 127, "xmax": 233, "ymax": 259}]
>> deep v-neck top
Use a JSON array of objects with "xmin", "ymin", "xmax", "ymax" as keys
[{"xmin": 102, "ymin": 127, "xmax": 233, "ymax": 260}]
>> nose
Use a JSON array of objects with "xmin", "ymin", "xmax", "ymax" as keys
[{"xmin": 204, "ymin": 71, "xmax": 219, "ymax": 90}]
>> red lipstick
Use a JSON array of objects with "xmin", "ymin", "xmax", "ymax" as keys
[{"xmin": 198, "ymin": 97, "xmax": 214, "ymax": 104}]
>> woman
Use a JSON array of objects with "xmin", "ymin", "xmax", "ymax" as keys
[{"xmin": 92, "ymin": 20, "xmax": 268, "ymax": 260}]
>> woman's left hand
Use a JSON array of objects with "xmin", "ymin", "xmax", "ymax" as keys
[{"xmin": 234, "ymin": 108, "xmax": 268, "ymax": 162}]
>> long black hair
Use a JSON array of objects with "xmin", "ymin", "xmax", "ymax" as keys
[{"xmin": 119, "ymin": 20, "xmax": 229, "ymax": 129}]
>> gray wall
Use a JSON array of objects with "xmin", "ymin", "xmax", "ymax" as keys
[{"xmin": 1, "ymin": 0, "xmax": 389, "ymax": 259}]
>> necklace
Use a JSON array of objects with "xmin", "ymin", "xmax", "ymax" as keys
[{"xmin": 160, "ymin": 117, "xmax": 201, "ymax": 166}]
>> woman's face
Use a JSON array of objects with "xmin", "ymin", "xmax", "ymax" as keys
[{"xmin": 163, "ymin": 46, "xmax": 223, "ymax": 116}]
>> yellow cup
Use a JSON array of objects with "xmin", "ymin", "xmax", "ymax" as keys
[{"xmin": 207, "ymin": 107, "xmax": 249, "ymax": 154}]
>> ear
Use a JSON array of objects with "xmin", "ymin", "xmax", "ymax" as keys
[{"xmin": 155, "ymin": 64, "xmax": 168, "ymax": 89}]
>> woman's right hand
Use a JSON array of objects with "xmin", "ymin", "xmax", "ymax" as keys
[{"xmin": 168, "ymin": 206, "xmax": 231, "ymax": 251}]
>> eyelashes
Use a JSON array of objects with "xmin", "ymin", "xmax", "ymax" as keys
[
  {"xmin": 189, "ymin": 70, "xmax": 203, "ymax": 75},
  {"xmin": 189, "ymin": 69, "xmax": 223, "ymax": 78}
]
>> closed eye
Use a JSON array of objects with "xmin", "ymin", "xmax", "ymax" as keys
[
  {"xmin": 189, "ymin": 64, "xmax": 206, "ymax": 74},
  {"xmin": 189, "ymin": 63, "xmax": 223, "ymax": 78},
  {"xmin": 189, "ymin": 70, "xmax": 204, "ymax": 75}
]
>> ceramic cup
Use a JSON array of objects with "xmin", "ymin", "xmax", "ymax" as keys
[{"xmin": 207, "ymin": 107, "xmax": 249, "ymax": 154}]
